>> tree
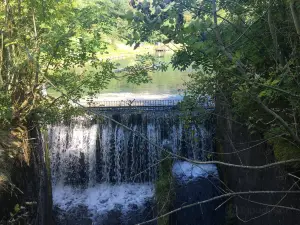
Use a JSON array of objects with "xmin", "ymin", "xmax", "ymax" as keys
[
  {"xmin": 0, "ymin": 1, "xmax": 108, "ymax": 166},
  {"xmin": 0, "ymin": 0, "xmax": 166, "ymax": 161},
  {"xmin": 126, "ymin": 0, "xmax": 300, "ymax": 223},
  {"xmin": 0, "ymin": 0, "xmax": 166, "ymax": 222},
  {"xmin": 126, "ymin": 0, "xmax": 300, "ymax": 148}
]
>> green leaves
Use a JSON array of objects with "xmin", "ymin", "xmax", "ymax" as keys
[
  {"xmin": 0, "ymin": 0, "xmax": 125, "ymax": 126},
  {"xmin": 123, "ymin": 54, "xmax": 168, "ymax": 85},
  {"xmin": 14, "ymin": 204, "xmax": 20, "ymax": 214},
  {"xmin": 127, "ymin": 0, "xmax": 300, "ymax": 145},
  {"xmin": 124, "ymin": 10, "xmax": 134, "ymax": 21},
  {"xmin": 0, "ymin": 92, "xmax": 12, "ymax": 128}
]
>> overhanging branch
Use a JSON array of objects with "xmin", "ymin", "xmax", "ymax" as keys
[{"xmin": 137, "ymin": 190, "xmax": 300, "ymax": 225}]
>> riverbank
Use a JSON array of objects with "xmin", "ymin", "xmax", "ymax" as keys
[{"xmin": 97, "ymin": 42, "xmax": 173, "ymax": 60}]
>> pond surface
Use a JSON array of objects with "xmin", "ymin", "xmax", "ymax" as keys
[
  {"xmin": 101, "ymin": 53, "xmax": 190, "ymax": 96},
  {"xmin": 47, "ymin": 53, "xmax": 190, "ymax": 102}
]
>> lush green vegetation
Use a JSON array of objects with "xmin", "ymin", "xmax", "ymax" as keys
[
  {"xmin": 127, "ymin": 0, "xmax": 300, "ymax": 156},
  {"xmin": 0, "ymin": 0, "xmax": 166, "ymax": 222},
  {"xmin": 0, "ymin": 0, "xmax": 167, "ymax": 161},
  {"xmin": 1, "ymin": 0, "xmax": 300, "ymax": 223}
]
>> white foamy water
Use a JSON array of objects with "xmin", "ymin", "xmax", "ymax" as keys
[
  {"xmin": 53, "ymin": 184, "xmax": 154, "ymax": 213},
  {"xmin": 49, "ymin": 113, "xmax": 215, "ymax": 222},
  {"xmin": 172, "ymin": 162, "xmax": 218, "ymax": 182}
]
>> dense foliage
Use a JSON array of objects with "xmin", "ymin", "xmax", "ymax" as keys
[
  {"xmin": 0, "ymin": 0, "xmax": 167, "ymax": 165},
  {"xmin": 1, "ymin": 0, "xmax": 300, "ymax": 223},
  {"xmin": 127, "ymin": 0, "xmax": 300, "ymax": 152},
  {"xmin": 0, "ymin": 1, "xmax": 169, "ymax": 223}
]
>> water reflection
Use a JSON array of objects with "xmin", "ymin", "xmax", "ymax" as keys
[
  {"xmin": 48, "ymin": 53, "xmax": 190, "ymax": 101},
  {"xmin": 95, "ymin": 53, "xmax": 190, "ymax": 101}
]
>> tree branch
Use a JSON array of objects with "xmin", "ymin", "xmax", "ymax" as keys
[
  {"xmin": 211, "ymin": 0, "xmax": 246, "ymax": 74},
  {"xmin": 254, "ymin": 82, "xmax": 300, "ymax": 98},
  {"xmin": 137, "ymin": 190, "xmax": 300, "ymax": 225},
  {"xmin": 255, "ymin": 97, "xmax": 300, "ymax": 145},
  {"xmin": 267, "ymin": 1, "xmax": 284, "ymax": 66},
  {"xmin": 236, "ymin": 177, "xmax": 300, "ymax": 222},
  {"xmin": 290, "ymin": 0, "xmax": 300, "ymax": 35}
]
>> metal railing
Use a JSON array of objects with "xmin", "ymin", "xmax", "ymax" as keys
[
  {"xmin": 85, "ymin": 99, "xmax": 215, "ymax": 113},
  {"xmin": 86, "ymin": 99, "xmax": 182, "ymax": 107}
]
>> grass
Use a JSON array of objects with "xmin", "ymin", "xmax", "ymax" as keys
[{"xmin": 97, "ymin": 41, "xmax": 156, "ymax": 60}]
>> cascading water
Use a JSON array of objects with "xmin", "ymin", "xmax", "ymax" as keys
[{"xmin": 49, "ymin": 112, "xmax": 214, "ymax": 224}]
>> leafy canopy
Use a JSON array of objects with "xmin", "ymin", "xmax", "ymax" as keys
[
  {"xmin": 127, "ymin": 0, "xmax": 300, "ymax": 146},
  {"xmin": 0, "ymin": 0, "xmax": 166, "ymax": 127}
]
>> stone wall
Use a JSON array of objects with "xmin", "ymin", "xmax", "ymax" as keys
[{"xmin": 216, "ymin": 99, "xmax": 300, "ymax": 225}]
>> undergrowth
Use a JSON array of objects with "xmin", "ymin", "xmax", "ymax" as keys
[
  {"xmin": 155, "ymin": 152, "xmax": 174, "ymax": 225},
  {"xmin": 269, "ymin": 138, "xmax": 300, "ymax": 169}
]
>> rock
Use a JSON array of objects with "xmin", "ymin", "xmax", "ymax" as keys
[
  {"xmin": 53, "ymin": 204, "xmax": 92, "ymax": 225},
  {"xmin": 169, "ymin": 177, "xmax": 225, "ymax": 225},
  {"xmin": 96, "ymin": 208, "xmax": 122, "ymax": 225}
]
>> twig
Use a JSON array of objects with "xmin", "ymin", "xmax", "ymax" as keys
[
  {"xmin": 215, "ymin": 196, "xmax": 233, "ymax": 211},
  {"xmin": 256, "ymin": 97, "xmax": 300, "ymax": 145},
  {"xmin": 198, "ymin": 133, "xmax": 286, "ymax": 155},
  {"xmin": 237, "ymin": 178, "xmax": 300, "ymax": 222},
  {"xmin": 128, "ymin": 156, "xmax": 170, "ymax": 182}
]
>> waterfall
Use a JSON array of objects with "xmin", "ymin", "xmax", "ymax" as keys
[
  {"xmin": 49, "ymin": 113, "xmax": 213, "ymax": 186},
  {"xmin": 49, "ymin": 112, "xmax": 214, "ymax": 222}
]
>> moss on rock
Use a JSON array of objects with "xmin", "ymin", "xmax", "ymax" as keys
[
  {"xmin": 155, "ymin": 152, "xmax": 174, "ymax": 225},
  {"xmin": 270, "ymin": 138, "xmax": 300, "ymax": 169}
]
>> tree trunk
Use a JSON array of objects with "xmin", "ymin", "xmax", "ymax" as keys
[
  {"xmin": 290, "ymin": 0, "xmax": 300, "ymax": 35},
  {"xmin": 29, "ymin": 122, "xmax": 53, "ymax": 225}
]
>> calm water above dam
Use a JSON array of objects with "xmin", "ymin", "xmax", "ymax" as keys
[{"xmin": 101, "ymin": 54, "xmax": 191, "ymax": 96}]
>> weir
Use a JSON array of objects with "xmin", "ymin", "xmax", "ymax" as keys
[
  {"xmin": 49, "ymin": 104, "xmax": 217, "ymax": 224},
  {"xmin": 49, "ymin": 112, "xmax": 213, "ymax": 185},
  {"xmin": 84, "ymin": 99, "xmax": 215, "ymax": 113},
  {"xmin": 88, "ymin": 100, "xmax": 181, "ymax": 113}
]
